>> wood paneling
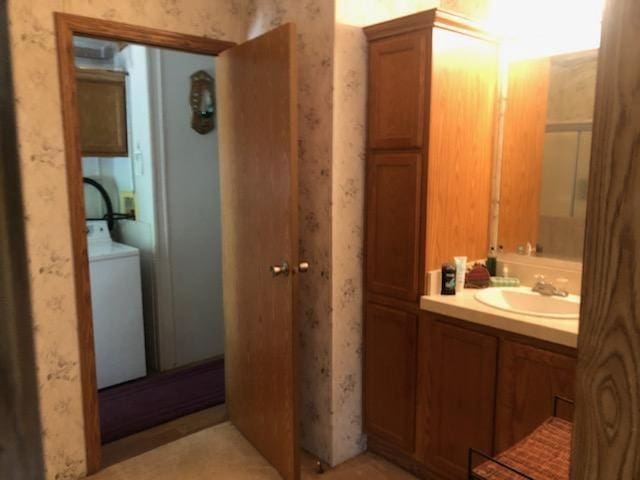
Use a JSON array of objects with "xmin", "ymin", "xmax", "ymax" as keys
[
  {"xmin": 54, "ymin": 13, "xmax": 235, "ymax": 474},
  {"xmin": 498, "ymin": 58, "xmax": 550, "ymax": 252},
  {"xmin": 425, "ymin": 27, "xmax": 497, "ymax": 270},
  {"xmin": 571, "ymin": 0, "xmax": 640, "ymax": 477},
  {"xmin": 0, "ymin": 3, "xmax": 44, "ymax": 476},
  {"xmin": 418, "ymin": 313, "xmax": 498, "ymax": 479},
  {"xmin": 368, "ymin": 31, "xmax": 427, "ymax": 149},
  {"xmin": 76, "ymin": 69, "xmax": 128, "ymax": 156},
  {"xmin": 217, "ymin": 24, "xmax": 299, "ymax": 480},
  {"xmin": 495, "ymin": 339, "xmax": 576, "ymax": 453},
  {"xmin": 366, "ymin": 152, "xmax": 422, "ymax": 301},
  {"xmin": 364, "ymin": 302, "xmax": 418, "ymax": 453}
]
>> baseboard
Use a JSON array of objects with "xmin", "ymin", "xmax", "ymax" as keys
[{"xmin": 367, "ymin": 435, "xmax": 445, "ymax": 480}]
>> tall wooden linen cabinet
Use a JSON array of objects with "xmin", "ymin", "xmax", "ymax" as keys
[{"xmin": 363, "ymin": 9, "xmax": 498, "ymax": 478}]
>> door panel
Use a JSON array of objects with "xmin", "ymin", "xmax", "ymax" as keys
[
  {"xmin": 420, "ymin": 314, "xmax": 498, "ymax": 479},
  {"xmin": 364, "ymin": 302, "xmax": 417, "ymax": 452},
  {"xmin": 366, "ymin": 152, "xmax": 422, "ymax": 301},
  {"xmin": 217, "ymin": 24, "xmax": 299, "ymax": 480},
  {"xmin": 368, "ymin": 31, "xmax": 427, "ymax": 149},
  {"xmin": 495, "ymin": 339, "xmax": 576, "ymax": 453}
]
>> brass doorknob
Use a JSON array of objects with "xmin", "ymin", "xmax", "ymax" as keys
[
  {"xmin": 298, "ymin": 261, "xmax": 310, "ymax": 273},
  {"xmin": 270, "ymin": 261, "xmax": 290, "ymax": 277}
]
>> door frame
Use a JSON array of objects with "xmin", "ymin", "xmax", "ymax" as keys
[{"xmin": 54, "ymin": 13, "xmax": 235, "ymax": 474}]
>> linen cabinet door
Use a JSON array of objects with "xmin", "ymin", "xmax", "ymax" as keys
[
  {"xmin": 419, "ymin": 314, "xmax": 498, "ymax": 479},
  {"xmin": 495, "ymin": 339, "xmax": 576, "ymax": 453},
  {"xmin": 364, "ymin": 302, "xmax": 418, "ymax": 453},
  {"xmin": 365, "ymin": 152, "xmax": 422, "ymax": 302},
  {"xmin": 368, "ymin": 31, "xmax": 427, "ymax": 149}
]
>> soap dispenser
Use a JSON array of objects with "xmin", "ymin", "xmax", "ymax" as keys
[{"xmin": 486, "ymin": 246, "xmax": 497, "ymax": 276}]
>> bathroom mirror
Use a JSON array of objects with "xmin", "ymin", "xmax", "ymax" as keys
[{"xmin": 497, "ymin": 48, "xmax": 599, "ymax": 261}]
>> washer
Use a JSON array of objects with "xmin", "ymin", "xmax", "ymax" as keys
[{"xmin": 87, "ymin": 220, "xmax": 147, "ymax": 389}]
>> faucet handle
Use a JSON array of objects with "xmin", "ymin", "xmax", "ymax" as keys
[{"xmin": 534, "ymin": 274, "xmax": 545, "ymax": 283}]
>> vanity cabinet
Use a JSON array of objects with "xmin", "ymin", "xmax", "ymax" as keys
[
  {"xmin": 364, "ymin": 302, "xmax": 418, "ymax": 453},
  {"xmin": 76, "ymin": 69, "xmax": 128, "ymax": 157},
  {"xmin": 365, "ymin": 309, "xmax": 577, "ymax": 480},
  {"xmin": 418, "ymin": 317, "xmax": 498, "ymax": 478},
  {"xmin": 494, "ymin": 339, "xmax": 577, "ymax": 452}
]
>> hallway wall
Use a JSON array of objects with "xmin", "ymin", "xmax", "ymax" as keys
[{"xmin": 153, "ymin": 49, "xmax": 224, "ymax": 367}]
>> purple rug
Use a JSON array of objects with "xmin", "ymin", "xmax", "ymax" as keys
[{"xmin": 99, "ymin": 359, "xmax": 225, "ymax": 444}]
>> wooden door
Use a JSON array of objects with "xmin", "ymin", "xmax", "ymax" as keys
[
  {"xmin": 366, "ymin": 152, "xmax": 422, "ymax": 302},
  {"xmin": 495, "ymin": 339, "xmax": 576, "ymax": 453},
  {"xmin": 419, "ymin": 314, "xmax": 498, "ymax": 479},
  {"xmin": 216, "ymin": 24, "xmax": 299, "ymax": 480},
  {"xmin": 364, "ymin": 302, "xmax": 418, "ymax": 452}
]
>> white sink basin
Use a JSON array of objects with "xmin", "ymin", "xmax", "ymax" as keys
[{"xmin": 474, "ymin": 287, "xmax": 580, "ymax": 319}]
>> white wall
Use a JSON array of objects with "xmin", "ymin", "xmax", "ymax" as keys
[
  {"xmin": 152, "ymin": 49, "xmax": 224, "ymax": 367},
  {"xmin": 116, "ymin": 44, "xmax": 159, "ymax": 369}
]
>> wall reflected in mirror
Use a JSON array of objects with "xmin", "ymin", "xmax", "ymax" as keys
[{"xmin": 498, "ymin": 48, "xmax": 598, "ymax": 261}]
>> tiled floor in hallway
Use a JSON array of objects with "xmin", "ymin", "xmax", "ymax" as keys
[{"xmin": 90, "ymin": 421, "xmax": 417, "ymax": 480}]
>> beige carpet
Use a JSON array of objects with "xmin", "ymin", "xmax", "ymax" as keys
[{"xmin": 91, "ymin": 421, "xmax": 417, "ymax": 480}]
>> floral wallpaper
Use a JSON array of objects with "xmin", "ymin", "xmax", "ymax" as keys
[
  {"xmin": 7, "ymin": 1, "xmax": 247, "ymax": 478},
  {"xmin": 8, "ymin": 0, "xmax": 493, "ymax": 478},
  {"xmin": 245, "ymin": 0, "xmax": 338, "ymax": 464}
]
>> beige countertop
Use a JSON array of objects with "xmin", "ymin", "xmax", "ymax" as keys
[{"xmin": 420, "ymin": 289, "xmax": 579, "ymax": 348}]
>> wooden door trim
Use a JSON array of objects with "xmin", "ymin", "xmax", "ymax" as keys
[
  {"xmin": 571, "ymin": 0, "xmax": 640, "ymax": 476},
  {"xmin": 54, "ymin": 13, "xmax": 235, "ymax": 474}
]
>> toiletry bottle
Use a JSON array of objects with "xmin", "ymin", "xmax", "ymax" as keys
[
  {"xmin": 441, "ymin": 263, "xmax": 456, "ymax": 295},
  {"xmin": 486, "ymin": 246, "xmax": 497, "ymax": 276},
  {"xmin": 453, "ymin": 256, "xmax": 467, "ymax": 293}
]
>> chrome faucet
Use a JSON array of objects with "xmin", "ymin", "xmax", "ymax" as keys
[{"xmin": 531, "ymin": 275, "xmax": 569, "ymax": 297}]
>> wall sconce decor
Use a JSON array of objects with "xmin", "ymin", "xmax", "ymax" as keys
[{"xmin": 189, "ymin": 70, "xmax": 215, "ymax": 134}]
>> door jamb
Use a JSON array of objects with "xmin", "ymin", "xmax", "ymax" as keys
[{"xmin": 54, "ymin": 13, "xmax": 235, "ymax": 474}]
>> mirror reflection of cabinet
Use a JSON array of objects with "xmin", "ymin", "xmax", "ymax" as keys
[
  {"xmin": 498, "ymin": 49, "xmax": 598, "ymax": 260},
  {"xmin": 76, "ymin": 69, "xmax": 128, "ymax": 157}
]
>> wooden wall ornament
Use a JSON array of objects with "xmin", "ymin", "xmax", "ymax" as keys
[{"xmin": 190, "ymin": 70, "xmax": 215, "ymax": 134}]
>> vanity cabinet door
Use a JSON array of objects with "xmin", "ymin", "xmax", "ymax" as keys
[
  {"xmin": 364, "ymin": 302, "xmax": 418, "ymax": 453},
  {"xmin": 76, "ymin": 69, "xmax": 128, "ymax": 157},
  {"xmin": 368, "ymin": 31, "xmax": 427, "ymax": 149},
  {"xmin": 366, "ymin": 152, "xmax": 422, "ymax": 302},
  {"xmin": 495, "ymin": 339, "xmax": 576, "ymax": 453},
  {"xmin": 419, "ymin": 314, "xmax": 498, "ymax": 479}
]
